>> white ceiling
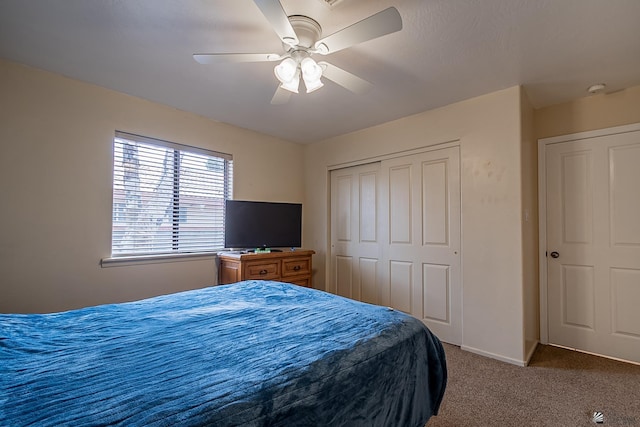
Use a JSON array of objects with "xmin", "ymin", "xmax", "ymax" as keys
[{"xmin": 1, "ymin": 0, "xmax": 639, "ymax": 144}]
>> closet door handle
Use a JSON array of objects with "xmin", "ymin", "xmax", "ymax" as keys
[{"xmin": 550, "ymin": 251, "xmax": 560, "ymax": 259}]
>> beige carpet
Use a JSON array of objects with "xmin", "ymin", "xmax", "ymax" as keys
[{"xmin": 427, "ymin": 343, "xmax": 640, "ymax": 426}]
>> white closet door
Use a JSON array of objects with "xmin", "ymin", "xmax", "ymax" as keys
[
  {"xmin": 329, "ymin": 162, "xmax": 382, "ymax": 304},
  {"xmin": 546, "ymin": 129, "xmax": 640, "ymax": 363},
  {"xmin": 379, "ymin": 147, "xmax": 461, "ymax": 344},
  {"xmin": 329, "ymin": 147, "xmax": 461, "ymax": 344}
]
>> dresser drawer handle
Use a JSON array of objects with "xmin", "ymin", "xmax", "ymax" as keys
[
  {"xmin": 293, "ymin": 265, "xmax": 301, "ymax": 271},
  {"xmin": 259, "ymin": 269, "xmax": 268, "ymax": 275}
]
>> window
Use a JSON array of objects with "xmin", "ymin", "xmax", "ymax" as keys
[{"xmin": 110, "ymin": 131, "xmax": 232, "ymax": 257}]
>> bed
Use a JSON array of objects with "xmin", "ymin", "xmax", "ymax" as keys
[{"xmin": 1, "ymin": 280, "xmax": 447, "ymax": 426}]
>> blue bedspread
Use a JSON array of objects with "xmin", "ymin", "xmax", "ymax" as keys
[{"xmin": 1, "ymin": 281, "xmax": 446, "ymax": 426}]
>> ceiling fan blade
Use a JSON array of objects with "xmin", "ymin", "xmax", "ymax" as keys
[
  {"xmin": 319, "ymin": 62, "xmax": 373, "ymax": 95},
  {"xmin": 193, "ymin": 53, "xmax": 282, "ymax": 64},
  {"xmin": 314, "ymin": 7, "xmax": 402, "ymax": 55},
  {"xmin": 253, "ymin": 0, "xmax": 299, "ymax": 45},
  {"xmin": 270, "ymin": 85, "xmax": 292, "ymax": 105}
]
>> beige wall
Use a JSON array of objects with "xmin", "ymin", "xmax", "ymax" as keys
[
  {"xmin": 0, "ymin": 59, "xmax": 304, "ymax": 313},
  {"xmin": 535, "ymin": 85, "xmax": 640, "ymax": 140},
  {"xmin": 304, "ymin": 86, "xmax": 529, "ymax": 364},
  {"xmin": 520, "ymin": 87, "xmax": 539, "ymax": 360}
]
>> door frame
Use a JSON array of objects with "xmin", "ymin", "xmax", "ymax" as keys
[{"xmin": 537, "ymin": 122, "xmax": 640, "ymax": 345}]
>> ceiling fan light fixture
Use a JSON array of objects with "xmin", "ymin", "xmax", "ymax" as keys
[
  {"xmin": 300, "ymin": 57, "xmax": 323, "ymax": 93},
  {"xmin": 274, "ymin": 58, "xmax": 298, "ymax": 84},
  {"xmin": 280, "ymin": 69, "xmax": 300, "ymax": 93},
  {"xmin": 303, "ymin": 76, "xmax": 324, "ymax": 93},
  {"xmin": 300, "ymin": 57, "xmax": 322, "ymax": 80}
]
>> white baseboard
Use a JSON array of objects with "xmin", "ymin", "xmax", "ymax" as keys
[{"xmin": 460, "ymin": 345, "xmax": 528, "ymax": 367}]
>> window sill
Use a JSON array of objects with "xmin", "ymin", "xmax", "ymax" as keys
[{"xmin": 101, "ymin": 252, "xmax": 219, "ymax": 268}]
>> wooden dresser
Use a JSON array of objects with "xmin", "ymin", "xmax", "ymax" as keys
[{"xmin": 217, "ymin": 249, "xmax": 315, "ymax": 288}]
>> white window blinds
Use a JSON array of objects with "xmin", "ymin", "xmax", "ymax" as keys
[{"xmin": 111, "ymin": 131, "xmax": 233, "ymax": 257}]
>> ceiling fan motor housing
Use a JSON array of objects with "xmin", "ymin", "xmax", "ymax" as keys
[{"xmin": 286, "ymin": 15, "xmax": 322, "ymax": 49}]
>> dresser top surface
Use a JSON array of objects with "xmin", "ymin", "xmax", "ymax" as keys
[{"xmin": 217, "ymin": 249, "xmax": 315, "ymax": 260}]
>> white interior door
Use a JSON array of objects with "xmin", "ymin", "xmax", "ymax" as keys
[
  {"xmin": 330, "ymin": 162, "xmax": 382, "ymax": 304},
  {"xmin": 546, "ymin": 129, "xmax": 640, "ymax": 363},
  {"xmin": 379, "ymin": 147, "xmax": 461, "ymax": 344}
]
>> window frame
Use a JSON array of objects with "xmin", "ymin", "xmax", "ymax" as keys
[{"xmin": 102, "ymin": 131, "xmax": 232, "ymax": 266}]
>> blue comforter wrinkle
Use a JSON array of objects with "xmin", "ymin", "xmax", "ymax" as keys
[{"xmin": 1, "ymin": 280, "xmax": 446, "ymax": 427}]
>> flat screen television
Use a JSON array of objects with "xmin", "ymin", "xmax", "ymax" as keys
[{"xmin": 224, "ymin": 200, "xmax": 302, "ymax": 251}]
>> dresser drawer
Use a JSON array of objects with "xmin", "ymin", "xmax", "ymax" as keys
[
  {"xmin": 245, "ymin": 261, "xmax": 280, "ymax": 280},
  {"xmin": 281, "ymin": 257, "xmax": 311, "ymax": 278},
  {"xmin": 288, "ymin": 277, "xmax": 311, "ymax": 288}
]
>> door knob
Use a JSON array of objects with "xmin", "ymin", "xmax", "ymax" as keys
[{"xmin": 550, "ymin": 251, "xmax": 560, "ymax": 258}]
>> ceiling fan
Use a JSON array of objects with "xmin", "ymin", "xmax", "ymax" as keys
[{"xmin": 193, "ymin": 0, "xmax": 402, "ymax": 104}]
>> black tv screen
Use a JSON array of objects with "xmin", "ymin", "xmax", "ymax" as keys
[{"xmin": 224, "ymin": 200, "xmax": 302, "ymax": 250}]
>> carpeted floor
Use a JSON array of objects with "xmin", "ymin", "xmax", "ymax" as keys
[{"xmin": 426, "ymin": 343, "xmax": 640, "ymax": 426}]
